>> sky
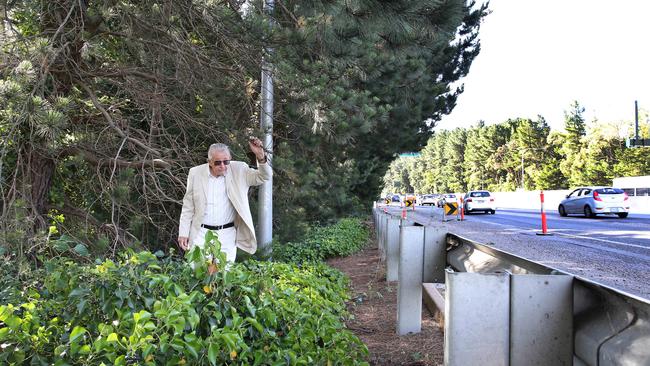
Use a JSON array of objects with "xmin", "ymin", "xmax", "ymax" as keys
[{"xmin": 437, "ymin": 0, "xmax": 650, "ymax": 132}]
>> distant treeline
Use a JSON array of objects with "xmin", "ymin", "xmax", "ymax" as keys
[{"xmin": 383, "ymin": 101, "xmax": 650, "ymax": 194}]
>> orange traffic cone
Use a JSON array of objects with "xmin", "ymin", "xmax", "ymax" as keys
[{"xmin": 401, "ymin": 208, "xmax": 407, "ymax": 220}]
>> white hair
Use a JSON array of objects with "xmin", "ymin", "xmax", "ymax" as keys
[{"xmin": 207, "ymin": 143, "xmax": 231, "ymax": 159}]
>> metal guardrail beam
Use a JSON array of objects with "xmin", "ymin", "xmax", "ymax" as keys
[
  {"xmin": 373, "ymin": 209, "xmax": 650, "ymax": 365},
  {"xmin": 446, "ymin": 233, "xmax": 650, "ymax": 366}
]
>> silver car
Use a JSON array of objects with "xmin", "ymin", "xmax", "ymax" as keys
[{"xmin": 558, "ymin": 187, "xmax": 630, "ymax": 218}]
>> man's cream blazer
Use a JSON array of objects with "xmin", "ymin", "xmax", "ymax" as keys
[{"xmin": 178, "ymin": 160, "xmax": 272, "ymax": 254}]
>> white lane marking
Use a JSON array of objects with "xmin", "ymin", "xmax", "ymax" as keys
[
  {"xmin": 468, "ymin": 215, "xmax": 650, "ymax": 251},
  {"xmin": 552, "ymin": 232, "xmax": 650, "ymax": 250}
]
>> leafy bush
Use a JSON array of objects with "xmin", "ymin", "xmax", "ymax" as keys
[
  {"xmin": 272, "ymin": 218, "xmax": 369, "ymax": 263},
  {"xmin": 0, "ymin": 232, "xmax": 368, "ymax": 365}
]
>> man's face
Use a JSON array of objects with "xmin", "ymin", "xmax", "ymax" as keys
[{"xmin": 209, "ymin": 150, "xmax": 231, "ymax": 176}]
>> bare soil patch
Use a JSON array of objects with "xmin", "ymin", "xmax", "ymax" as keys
[{"xmin": 327, "ymin": 225, "xmax": 444, "ymax": 366}]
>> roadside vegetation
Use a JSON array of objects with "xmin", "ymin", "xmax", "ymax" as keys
[
  {"xmin": 0, "ymin": 219, "xmax": 370, "ymax": 365},
  {"xmin": 383, "ymin": 101, "xmax": 650, "ymax": 194},
  {"xmin": 273, "ymin": 218, "xmax": 369, "ymax": 263}
]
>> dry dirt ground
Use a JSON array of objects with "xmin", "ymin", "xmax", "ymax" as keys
[{"xmin": 327, "ymin": 225, "xmax": 444, "ymax": 366}]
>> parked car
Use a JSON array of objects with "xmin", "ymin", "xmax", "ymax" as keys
[
  {"xmin": 391, "ymin": 194, "xmax": 401, "ymax": 203},
  {"xmin": 558, "ymin": 187, "xmax": 629, "ymax": 218},
  {"xmin": 420, "ymin": 194, "xmax": 438, "ymax": 206},
  {"xmin": 437, "ymin": 193, "xmax": 456, "ymax": 208},
  {"xmin": 463, "ymin": 190, "xmax": 496, "ymax": 214}
]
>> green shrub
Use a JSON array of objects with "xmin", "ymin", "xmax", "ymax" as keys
[
  {"xmin": 0, "ymin": 231, "xmax": 368, "ymax": 365},
  {"xmin": 272, "ymin": 218, "xmax": 369, "ymax": 264}
]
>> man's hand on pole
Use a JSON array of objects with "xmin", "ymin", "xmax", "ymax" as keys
[{"xmin": 248, "ymin": 137, "xmax": 266, "ymax": 162}]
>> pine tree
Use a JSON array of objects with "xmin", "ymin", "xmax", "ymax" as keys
[{"xmin": 560, "ymin": 101, "xmax": 588, "ymax": 186}]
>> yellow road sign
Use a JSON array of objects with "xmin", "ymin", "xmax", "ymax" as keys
[
  {"xmin": 385, "ymin": 198, "xmax": 390, "ymax": 204},
  {"xmin": 405, "ymin": 199, "xmax": 413, "ymax": 207},
  {"xmin": 444, "ymin": 202, "xmax": 458, "ymax": 215}
]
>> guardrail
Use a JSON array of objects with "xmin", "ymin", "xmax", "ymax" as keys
[{"xmin": 372, "ymin": 208, "xmax": 650, "ymax": 366}]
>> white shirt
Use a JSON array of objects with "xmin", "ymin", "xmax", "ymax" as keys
[{"xmin": 202, "ymin": 172, "xmax": 235, "ymax": 226}]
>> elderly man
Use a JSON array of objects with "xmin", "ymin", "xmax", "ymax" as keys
[{"xmin": 178, "ymin": 138, "xmax": 271, "ymax": 262}]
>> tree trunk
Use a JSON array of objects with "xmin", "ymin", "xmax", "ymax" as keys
[{"xmin": 29, "ymin": 150, "xmax": 55, "ymax": 231}]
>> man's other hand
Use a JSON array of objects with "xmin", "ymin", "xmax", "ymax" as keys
[{"xmin": 178, "ymin": 236, "xmax": 190, "ymax": 251}]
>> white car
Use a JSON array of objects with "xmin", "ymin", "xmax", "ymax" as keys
[
  {"xmin": 558, "ymin": 187, "xmax": 629, "ymax": 218},
  {"xmin": 437, "ymin": 194, "xmax": 457, "ymax": 208},
  {"xmin": 420, "ymin": 194, "xmax": 438, "ymax": 206},
  {"xmin": 463, "ymin": 190, "xmax": 496, "ymax": 214}
]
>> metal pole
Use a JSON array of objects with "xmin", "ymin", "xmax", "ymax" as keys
[
  {"xmin": 635, "ymin": 100, "xmax": 639, "ymax": 140},
  {"xmin": 521, "ymin": 153, "xmax": 524, "ymax": 190},
  {"xmin": 258, "ymin": 0, "xmax": 274, "ymax": 256}
]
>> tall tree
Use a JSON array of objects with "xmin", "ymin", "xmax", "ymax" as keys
[
  {"xmin": 559, "ymin": 101, "xmax": 587, "ymax": 186},
  {"xmin": 442, "ymin": 128, "xmax": 467, "ymax": 192},
  {"xmin": 0, "ymin": 0, "xmax": 489, "ymax": 255},
  {"xmin": 535, "ymin": 131, "xmax": 568, "ymax": 189}
]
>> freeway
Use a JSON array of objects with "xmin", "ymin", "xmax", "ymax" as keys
[{"xmin": 382, "ymin": 204, "xmax": 650, "ymax": 299}]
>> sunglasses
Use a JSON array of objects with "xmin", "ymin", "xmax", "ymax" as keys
[{"xmin": 211, "ymin": 160, "xmax": 231, "ymax": 166}]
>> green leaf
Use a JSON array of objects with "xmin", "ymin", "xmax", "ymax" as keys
[
  {"xmin": 244, "ymin": 296, "xmax": 256, "ymax": 317},
  {"xmin": 11, "ymin": 350, "xmax": 25, "ymax": 364},
  {"xmin": 69, "ymin": 288, "xmax": 88, "ymax": 298},
  {"xmin": 70, "ymin": 326, "xmax": 87, "ymax": 343},
  {"xmin": 133, "ymin": 310, "xmax": 151, "ymax": 324},
  {"xmin": 114, "ymin": 289, "xmax": 128, "ymax": 300},
  {"xmin": 208, "ymin": 343, "xmax": 219, "ymax": 365},
  {"xmin": 54, "ymin": 345, "xmax": 67, "ymax": 358},
  {"xmin": 0, "ymin": 327, "xmax": 9, "ymax": 340},
  {"xmin": 221, "ymin": 333, "xmax": 237, "ymax": 350},
  {"xmin": 114, "ymin": 355, "xmax": 126, "ymax": 366},
  {"xmin": 73, "ymin": 243, "xmax": 90, "ymax": 256},
  {"xmin": 107, "ymin": 333, "xmax": 119, "ymax": 342},
  {"xmin": 4, "ymin": 314, "xmax": 21, "ymax": 329},
  {"xmin": 79, "ymin": 344, "xmax": 91, "ymax": 354},
  {"xmin": 76, "ymin": 299, "xmax": 87, "ymax": 314},
  {"xmin": 53, "ymin": 240, "xmax": 71, "ymax": 252},
  {"xmin": 245, "ymin": 317, "xmax": 264, "ymax": 334},
  {"xmin": 0, "ymin": 305, "xmax": 12, "ymax": 322},
  {"xmin": 184, "ymin": 340, "xmax": 199, "ymax": 359}
]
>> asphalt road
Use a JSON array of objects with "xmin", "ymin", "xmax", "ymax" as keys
[
  {"xmin": 381, "ymin": 204, "xmax": 650, "ymax": 299},
  {"xmin": 460, "ymin": 207, "xmax": 650, "ymax": 259}
]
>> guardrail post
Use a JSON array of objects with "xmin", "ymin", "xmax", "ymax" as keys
[
  {"xmin": 375, "ymin": 211, "xmax": 381, "ymax": 247},
  {"xmin": 380, "ymin": 215, "xmax": 389, "ymax": 260},
  {"xmin": 397, "ymin": 225, "xmax": 424, "ymax": 335},
  {"xmin": 386, "ymin": 217, "xmax": 400, "ymax": 281},
  {"xmin": 423, "ymin": 226, "xmax": 446, "ymax": 283},
  {"xmin": 510, "ymin": 274, "xmax": 573, "ymax": 366},
  {"xmin": 445, "ymin": 271, "xmax": 510, "ymax": 366},
  {"xmin": 373, "ymin": 208, "xmax": 379, "ymax": 235}
]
